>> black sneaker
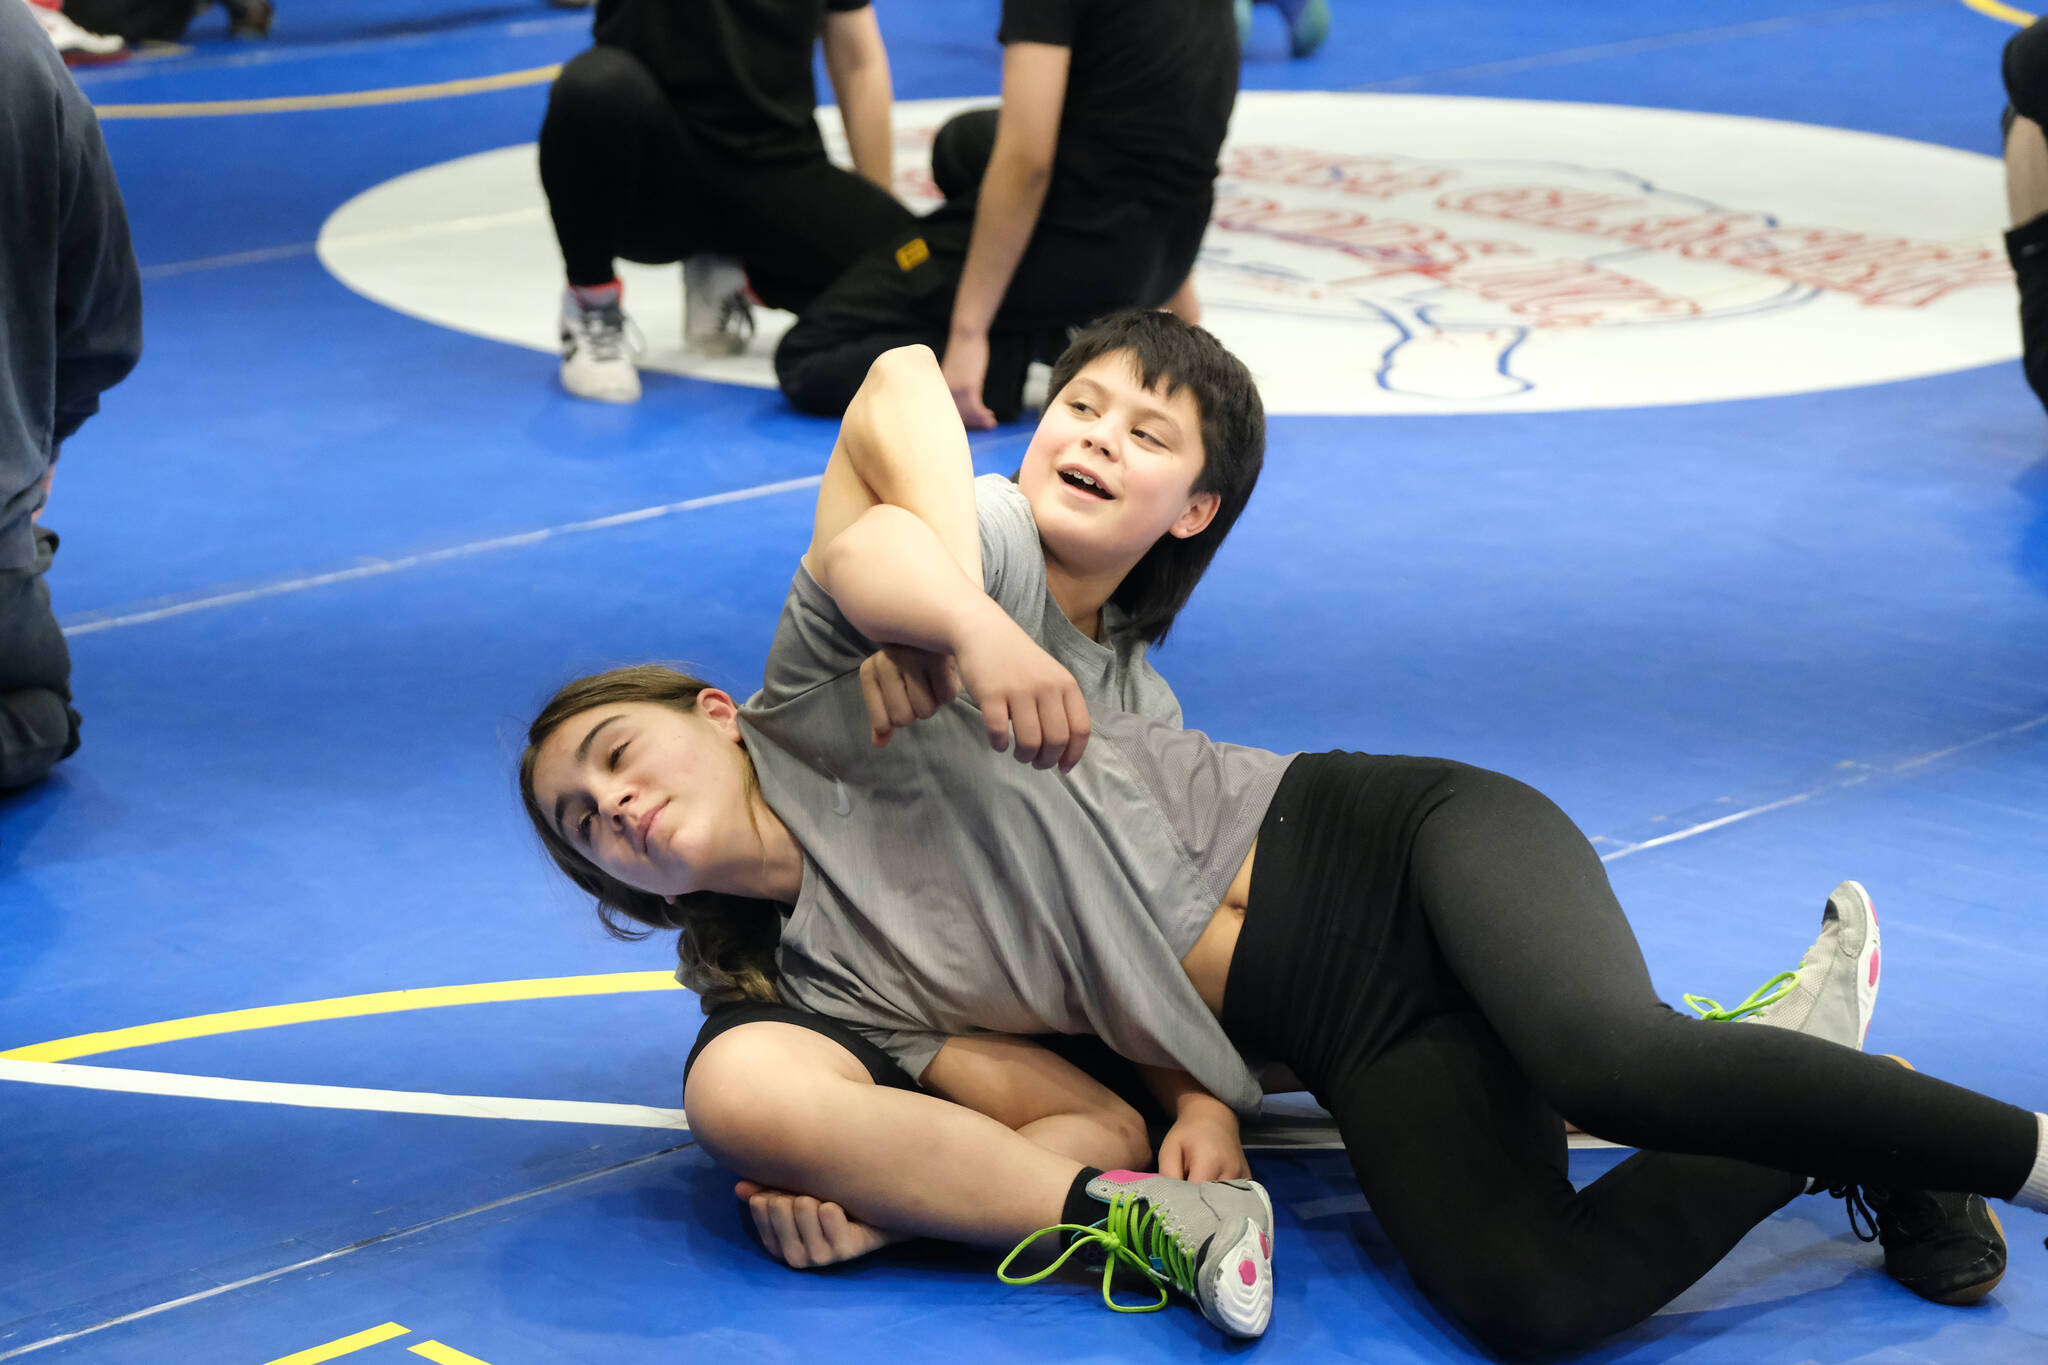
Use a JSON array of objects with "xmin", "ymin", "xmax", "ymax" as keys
[{"xmin": 1828, "ymin": 1183, "xmax": 2007, "ymax": 1305}]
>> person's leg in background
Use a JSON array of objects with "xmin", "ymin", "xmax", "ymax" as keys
[
  {"xmin": 773, "ymin": 108, "xmax": 1008, "ymax": 419},
  {"xmin": 539, "ymin": 45, "xmax": 721, "ymax": 403},
  {"xmin": 0, "ymin": 526, "xmax": 81, "ymax": 793},
  {"xmin": 775, "ymin": 189, "xmax": 1202, "ymax": 421},
  {"xmin": 2004, "ymin": 20, "xmax": 2048, "ymax": 411},
  {"xmin": 930, "ymin": 108, "xmax": 1000, "ymax": 201},
  {"xmin": 714, "ymin": 147, "xmax": 916, "ymax": 328}
]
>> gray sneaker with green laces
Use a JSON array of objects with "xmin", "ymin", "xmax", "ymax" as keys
[
  {"xmin": 1688, "ymin": 895, "xmax": 2003, "ymax": 1304},
  {"xmin": 997, "ymin": 1170, "xmax": 1275, "ymax": 1338},
  {"xmin": 1686, "ymin": 880, "xmax": 1880, "ymax": 1049}
]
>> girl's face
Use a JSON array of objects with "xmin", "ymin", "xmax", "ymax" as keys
[
  {"xmin": 1018, "ymin": 354, "xmax": 1220, "ymax": 579},
  {"xmin": 528, "ymin": 694, "xmax": 756, "ymax": 898}
]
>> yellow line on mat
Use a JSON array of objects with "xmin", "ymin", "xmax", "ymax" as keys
[
  {"xmin": 1962, "ymin": 0, "xmax": 2036, "ymax": 26},
  {"xmin": 410, "ymin": 1343, "xmax": 493, "ymax": 1365},
  {"xmin": 93, "ymin": 64, "xmax": 561, "ymax": 119},
  {"xmin": 1, "ymin": 971, "xmax": 681, "ymax": 1062},
  {"xmin": 260, "ymin": 1322, "xmax": 410, "ymax": 1365}
]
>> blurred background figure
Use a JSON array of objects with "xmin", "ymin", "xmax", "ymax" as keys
[
  {"xmin": 57, "ymin": 0, "xmax": 271, "ymax": 45},
  {"xmin": 775, "ymin": 0, "xmax": 1240, "ymax": 425},
  {"xmin": 1236, "ymin": 0, "xmax": 1330, "ymax": 59},
  {"xmin": 2006, "ymin": 18, "xmax": 2048, "ymax": 415},
  {"xmin": 17, "ymin": 0, "xmax": 127, "ymax": 64},
  {"xmin": 540, "ymin": 0, "xmax": 908, "ymax": 404},
  {"xmin": 202, "ymin": 0, "xmax": 274, "ymax": 37},
  {"xmin": 1, "ymin": 0, "xmax": 142, "ymax": 794}
]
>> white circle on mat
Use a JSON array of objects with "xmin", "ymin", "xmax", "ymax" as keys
[{"xmin": 318, "ymin": 91, "xmax": 2016, "ymax": 414}]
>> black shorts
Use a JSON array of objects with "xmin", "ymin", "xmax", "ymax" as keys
[
  {"xmin": 685, "ymin": 1001, "xmax": 920, "ymax": 1093},
  {"xmin": 1220, "ymin": 751, "xmax": 1469, "ymax": 1097},
  {"xmin": 681, "ymin": 1001, "xmax": 1167, "ymax": 1122}
]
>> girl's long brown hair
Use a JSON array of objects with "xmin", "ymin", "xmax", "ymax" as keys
[{"xmin": 519, "ymin": 665, "xmax": 780, "ymax": 1010}]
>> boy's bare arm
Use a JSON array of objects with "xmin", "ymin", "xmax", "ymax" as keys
[
  {"xmin": 815, "ymin": 504, "xmax": 1088, "ymax": 769},
  {"xmin": 806, "ymin": 345, "xmax": 980, "ymax": 581}
]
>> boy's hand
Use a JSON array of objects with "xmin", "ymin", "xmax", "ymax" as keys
[
  {"xmin": 736, "ymin": 1180, "xmax": 911, "ymax": 1268},
  {"xmin": 942, "ymin": 330, "xmax": 998, "ymax": 430},
  {"xmin": 952, "ymin": 605, "xmax": 1090, "ymax": 771},
  {"xmin": 859, "ymin": 644, "xmax": 961, "ymax": 747},
  {"xmin": 1156, "ymin": 1110, "xmax": 1250, "ymax": 1184},
  {"xmin": 31, "ymin": 468, "xmax": 52, "ymax": 522}
]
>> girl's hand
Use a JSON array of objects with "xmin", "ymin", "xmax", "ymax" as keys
[
  {"xmin": 736, "ymin": 1180, "xmax": 911, "ymax": 1268},
  {"xmin": 951, "ymin": 606, "xmax": 1090, "ymax": 771},
  {"xmin": 859, "ymin": 644, "xmax": 961, "ymax": 747},
  {"xmin": 1156, "ymin": 1111, "xmax": 1250, "ymax": 1184}
]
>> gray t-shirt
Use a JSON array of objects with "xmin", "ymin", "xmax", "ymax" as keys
[{"xmin": 737, "ymin": 476, "xmax": 1290, "ymax": 1115}]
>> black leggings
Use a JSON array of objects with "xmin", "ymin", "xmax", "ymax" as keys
[
  {"xmin": 536, "ymin": 45, "xmax": 914, "ymax": 308},
  {"xmin": 1223, "ymin": 753, "xmax": 2039, "ymax": 1359}
]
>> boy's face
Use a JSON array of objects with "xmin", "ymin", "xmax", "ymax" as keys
[{"xmin": 1018, "ymin": 353, "xmax": 1220, "ymax": 579}]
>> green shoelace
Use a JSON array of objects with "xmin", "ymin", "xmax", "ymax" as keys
[
  {"xmin": 995, "ymin": 1191, "xmax": 1196, "ymax": 1314},
  {"xmin": 1683, "ymin": 969, "xmax": 1798, "ymax": 1022}
]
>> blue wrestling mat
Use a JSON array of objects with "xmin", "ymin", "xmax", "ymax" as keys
[{"xmin": 5, "ymin": 3, "xmax": 2047, "ymax": 1361}]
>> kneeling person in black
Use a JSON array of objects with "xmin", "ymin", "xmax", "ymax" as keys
[
  {"xmin": 540, "ymin": 0, "xmax": 914, "ymax": 404},
  {"xmin": 2004, "ymin": 18, "xmax": 2048, "ymax": 411},
  {"xmin": 775, "ymin": 0, "xmax": 1239, "ymax": 424},
  {"xmin": 1, "ymin": 3, "xmax": 142, "ymax": 793}
]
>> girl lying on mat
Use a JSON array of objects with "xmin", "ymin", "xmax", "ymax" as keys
[{"xmin": 520, "ymin": 316, "xmax": 2029, "ymax": 1355}]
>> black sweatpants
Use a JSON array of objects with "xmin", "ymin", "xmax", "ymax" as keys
[
  {"xmin": 0, "ymin": 526, "xmax": 80, "ymax": 791},
  {"xmin": 1223, "ymin": 753, "xmax": 2039, "ymax": 1360},
  {"xmin": 536, "ymin": 46, "xmax": 915, "ymax": 311},
  {"xmin": 774, "ymin": 108, "xmax": 1212, "ymax": 420}
]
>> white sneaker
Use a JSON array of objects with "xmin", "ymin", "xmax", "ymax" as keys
[
  {"xmin": 1688, "ymin": 881, "xmax": 1880, "ymax": 1050},
  {"xmin": 1021, "ymin": 361, "xmax": 1054, "ymax": 413},
  {"xmin": 24, "ymin": 0, "xmax": 127, "ymax": 63},
  {"xmin": 683, "ymin": 254, "xmax": 755, "ymax": 357},
  {"xmin": 559, "ymin": 288, "xmax": 640, "ymax": 404}
]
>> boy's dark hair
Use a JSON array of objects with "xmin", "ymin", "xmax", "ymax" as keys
[{"xmin": 1046, "ymin": 309, "xmax": 1265, "ymax": 646}]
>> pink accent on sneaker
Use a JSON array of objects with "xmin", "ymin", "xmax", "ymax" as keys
[
  {"xmin": 1095, "ymin": 1170, "xmax": 1149, "ymax": 1184},
  {"xmin": 1239, "ymin": 1259, "xmax": 1258, "ymax": 1286},
  {"xmin": 569, "ymin": 280, "xmax": 623, "ymax": 307},
  {"xmin": 1869, "ymin": 947, "xmax": 1880, "ymax": 987},
  {"xmin": 1259, "ymin": 1231, "xmax": 1270, "ymax": 1257}
]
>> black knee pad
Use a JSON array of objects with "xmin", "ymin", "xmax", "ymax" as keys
[
  {"xmin": 2011, "ymin": 218, "xmax": 2048, "ymax": 415},
  {"xmin": 0, "ymin": 688, "xmax": 79, "ymax": 791},
  {"xmin": 547, "ymin": 44, "xmax": 658, "ymax": 117},
  {"xmin": 929, "ymin": 107, "xmax": 1000, "ymax": 202},
  {"xmin": 2006, "ymin": 19, "xmax": 2048, "ymax": 125}
]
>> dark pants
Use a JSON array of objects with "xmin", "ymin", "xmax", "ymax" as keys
[
  {"xmin": 59, "ymin": 0, "xmax": 192, "ymax": 41},
  {"xmin": 2007, "ymin": 21, "xmax": 2048, "ymax": 411},
  {"xmin": 774, "ymin": 108, "xmax": 1212, "ymax": 420},
  {"xmin": 0, "ymin": 526, "xmax": 80, "ymax": 791},
  {"xmin": 1224, "ymin": 754, "xmax": 2039, "ymax": 1359},
  {"xmin": 537, "ymin": 45, "xmax": 915, "ymax": 311}
]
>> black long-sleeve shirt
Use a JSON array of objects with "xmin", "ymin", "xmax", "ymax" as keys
[{"xmin": 1, "ymin": 0, "xmax": 142, "ymax": 571}]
